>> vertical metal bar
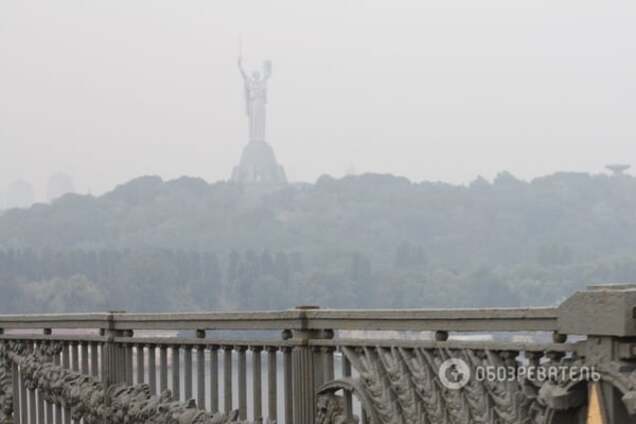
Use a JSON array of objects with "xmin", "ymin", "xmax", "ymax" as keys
[
  {"xmin": 99, "ymin": 341, "xmax": 104, "ymax": 382},
  {"xmin": 252, "ymin": 347, "xmax": 262, "ymax": 422},
  {"xmin": 45, "ymin": 387, "xmax": 53, "ymax": 424},
  {"xmin": 136, "ymin": 344, "xmax": 145, "ymax": 384},
  {"xmin": 148, "ymin": 345, "xmax": 157, "ymax": 395},
  {"xmin": 36, "ymin": 343, "xmax": 44, "ymax": 424},
  {"xmin": 98, "ymin": 342, "xmax": 104, "ymax": 382},
  {"xmin": 122, "ymin": 344, "xmax": 128, "ymax": 384},
  {"xmin": 324, "ymin": 347, "xmax": 335, "ymax": 382},
  {"xmin": 284, "ymin": 347, "xmax": 293, "ymax": 424},
  {"xmin": 313, "ymin": 346, "xmax": 324, "ymax": 390},
  {"xmin": 112, "ymin": 343, "xmax": 120, "ymax": 384},
  {"xmin": 197, "ymin": 346, "xmax": 205, "ymax": 409},
  {"xmin": 118, "ymin": 343, "xmax": 126, "ymax": 384},
  {"xmin": 71, "ymin": 342, "xmax": 79, "ymax": 372},
  {"xmin": 267, "ymin": 348, "xmax": 277, "ymax": 422},
  {"xmin": 37, "ymin": 389, "xmax": 45, "ymax": 424},
  {"xmin": 44, "ymin": 342, "xmax": 53, "ymax": 424},
  {"xmin": 41, "ymin": 333, "xmax": 54, "ymax": 424},
  {"xmin": 81, "ymin": 342, "xmax": 89, "ymax": 374},
  {"xmin": 125, "ymin": 344, "xmax": 133, "ymax": 385},
  {"xmin": 172, "ymin": 346, "xmax": 181, "ymax": 400},
  {"xmin": 75, "ymin": 341, "xmax": 87, "ymax": 423},
  {"xmin": 12, "ymin": 360, "xmax": 20, "ymax": 424},
  {"xmin": 70, "ymin": 342, "xmax": 81, "ymax": 424},
  {"xmin": 342, "ymin": 351, "xmax": 353, "ymax": 419},
  {"xmin": 90, "ymin": 342, "xmax": 99, "ymax": 377},
  {"xmin": 159, "ymin": 346, "xmax": 168, "ymax": 393},
  {"xmin": 119, "ymin": 343, "xmax": 125, "ymax": 384},
  {"xmin": 210, "ymin": 347, "xmax": 219, "ymax": 413},
  {"xmin": 184, "ymin": 346, "xmax": 193, "ymax": 400},
  {"xmin": 238, "ymin": 348, "xmax": 247, "ymax": 420},
  {"xmin": 54, "ymin": 351, "xmax": 62, "ymax": 424},
  {"xmin": 20, "ymin": 342, "xmax": 32, "ymax": 424},
  {"xmin": 28, "ymin": 382, "xmax": 36, "ymax": 424},
  {"xmin": 20, "ymin": 360, "xmax": 28, "ymax": 424},
  {"xmin": 113, "ymin": 342, "xmax": 121, "ymax": 384},
  {"xmin": 62, "ymin": 344, "xmax": 71, "ymax": 424},
  {"xmin": 111, "ymin": 343, "xmax": 120, "ymax": 384},
  {"xmin": 223, "ymin": 347, "xmax": 232, "ymax": 413},
  {"xmin": 115, "ymin": 342, "xmax": 126, "ymax": 385}
]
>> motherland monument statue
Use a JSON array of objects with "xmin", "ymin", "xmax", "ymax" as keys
[{"xmin": 231, "ymin": 50, "xmax": 287, "ymax": 185}]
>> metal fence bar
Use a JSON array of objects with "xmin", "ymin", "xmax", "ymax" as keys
[
  {"xmin": 159, "ymin": 346, "xmax": 168, "ymax": 393},
  {"xmin": 324, "ymin": 346, "xmax": 335, "ymax": 382},
  {"xmin": 62, "ymin": 343, "xmax": 71, "ymax": 424},
  {"xmin": 148, "ymin": 345, "xmax": 157, "ymax": 394},
  {"xmin": 136, "ymin": 344, "xmax": 145, "ymax": 384},
  {"xmin": 184, "ymin": 346, "xmax": 193, "ymax": 400},
  {"xmin": 44, "ymin": 370, "xmax": 53, "ymax": 424},
  {"xmin": 223, "ymin": 347, "xmax": 232, "ymax": 413},
  {"xmin": 125, "ymin": 344, "xmax": 133, "ymax": 386},
  {"xmin": 20, "ymin": 361, "xmax": 28, "ymax": 424},
  {"xmin": 342, "ymin": 352, "xmax": 353, "ymax": 420},
  {"xmin": 313, "ymin": 346, "xmax": 324, "ymax": 391},
  {"xmin": 11, "ymin": 360, "xmax": 19, "ymax": 424},
  {"xmin": 284, "ymin": 347, "xmax": 293, "ymax": 424},
  {"xmin": 90, "ymin": 342, "xmax": 99, "ymax": 378},
  {"xmin": 54, "ymin": 351, "xmax": 62, "ymax": 424},
  {"xmin": 197, "ymin": 346, "xmax": 205, "ymax": 409},
  {"xmin": 238, "ymin": 348, "xmax": 247, "ymax": 420},
  {"xmin": 119, "ymin": 342, "xmax": 127, "ymax": 384},
  {"xmin": 252, "ymin": 347, "xmax": 262, "ymax": 421},
  {"xmin": 71, "ymin": 341, "xmax": 81, "ymax": 423},
  {"xmin": 35, "ymin": 343, "xmax": 44, "ymax": 424},
  {"xmin": 210, "ymin": 347, "xmax": 219, "ymax": 413},
  {"xmin": 28, "ymin": 383, "xmax": 36, "ymax": 424},
  {"xmin": 172, "ymin": 346, "xmax": 181, "ymax": 400},
  {"xmin": 31, "ymin": 342, "xmax": 44, "ymax": 423},
  {"xmin": 71, "ymin": 342, "xmax": 79, "ymax": 372},
  {"xmin": 37, "ymin": 388, "xmax": 45, "ymax": 424},
  {"xmin": 267, "ymin": 348, "xmax": 277, "ymax": 422}
]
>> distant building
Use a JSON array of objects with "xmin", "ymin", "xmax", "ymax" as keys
[
  {"xmin": 606, "ymin": 164, "xmax": 631, "ymax": 176},
  {"xmin": 4, "ymin": 180, "xmax": 35, "ymax": 209},
  {"xmin": 47, "ymin": 173, "xmax": 75, "ymax": 202},
  {"xmin": 231, "ymin": 56, "xmax": 287, "ymax": 185}
]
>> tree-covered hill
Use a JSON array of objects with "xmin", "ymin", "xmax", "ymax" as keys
[{"xmin": 1, "ymin": 171, "xmax": 636, "ymax": 313}]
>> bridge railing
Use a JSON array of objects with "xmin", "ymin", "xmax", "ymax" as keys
[{"xmin": 1, "ymin": 284, "xmax": 636, "ymax": 423}]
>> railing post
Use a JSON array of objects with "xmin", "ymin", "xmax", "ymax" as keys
[
  {"xmin": 289, "ymin": 305, "xmax": 332, "ymax": 424},
  {"xmin": 558, "ymin": 284, "xmax": 636, "ymax": 423},
  {"xmin": 100, "ymin": 311, "xmax": 119, "ymax": 407}
]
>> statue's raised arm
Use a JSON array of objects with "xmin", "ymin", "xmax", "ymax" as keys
[
  {"xmin": 238, "ymin": 56, "xmax": 248, "ymax": 81},
  {"xmin": 263, "ymin": 60, "xmax": 272, "ymax": 81}
]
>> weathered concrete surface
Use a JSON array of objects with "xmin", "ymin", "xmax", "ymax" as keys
[{"xmin": 558, "ymin": 284, "xmax": 636, "ymax": 337}]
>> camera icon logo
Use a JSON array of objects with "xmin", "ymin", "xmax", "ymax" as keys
[{"xmin": 438, "ymin": 358, "xmax": 471, "ymax": 390}]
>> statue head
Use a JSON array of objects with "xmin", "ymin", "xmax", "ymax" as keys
[{"xmin": 251, "ymin": 70, "xmax": 261, "ymax": 81}]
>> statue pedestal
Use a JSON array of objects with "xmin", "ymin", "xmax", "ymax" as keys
[{"xmin": 231, "ymin": 140, "xmax": 287, "ymax": 185}]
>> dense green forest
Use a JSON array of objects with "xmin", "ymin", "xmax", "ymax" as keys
[{"xmin": 1, "ymin": 171, "xmax": 636, "ymax": 313}]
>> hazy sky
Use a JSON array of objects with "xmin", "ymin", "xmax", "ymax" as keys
[{"xmin": 1, "ymin": 1, "xmax": 635, "ymax": 198}]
